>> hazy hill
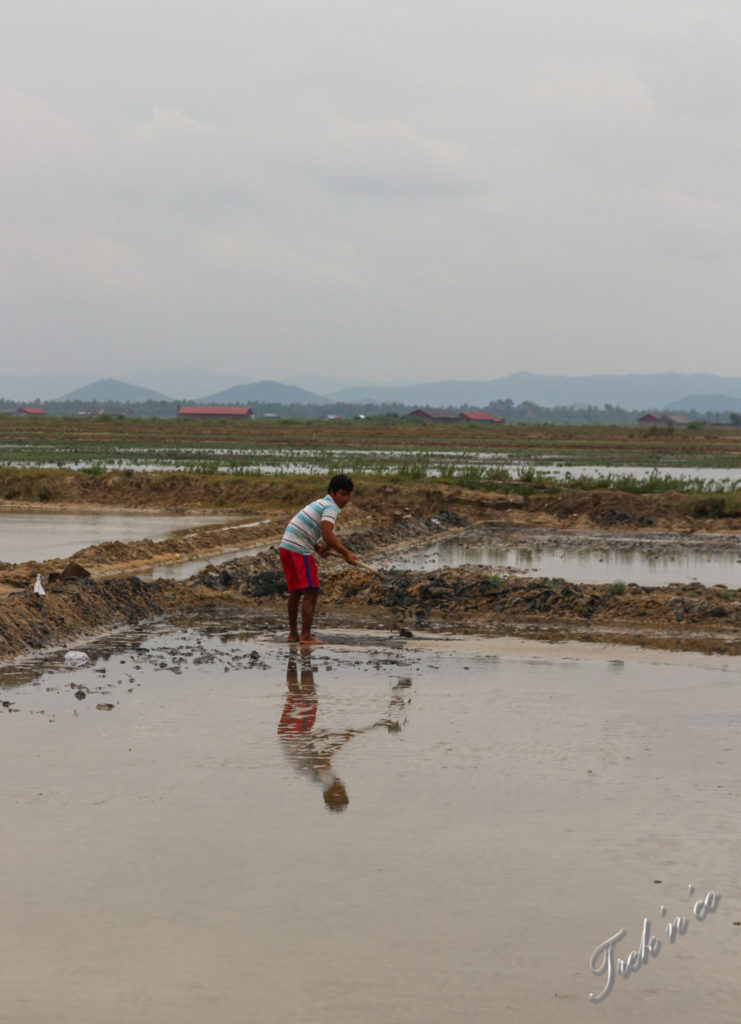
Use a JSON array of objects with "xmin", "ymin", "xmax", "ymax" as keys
[
  {"xmin": 59, "ymin": 378, "xmax": 171, "ymax": 402},
  {"xmin": 665, "ymin": 394, "xmax": 741, "ymax": 414},
  {"xmin": 7, "ymin": 369, "xmax": 741, "ymax": 411},
  {"xmin": 0, "ymin": 374, "xmax": 98, "ymax": 402},
  {"xmin": 328, "ymin": 372, "xmax": 741, "ymax": 408},
  {"xmin": 199, "ymin": 380, "xmax": 324, "ymax": 404},
  {"xmin": 124, "ymin": 369, "xmax": 255, "ymax": 399},
  {"xmin": 282, "ymin": 374, "xmax": 419, "ymax": 395}
]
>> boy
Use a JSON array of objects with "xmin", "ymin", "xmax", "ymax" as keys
[{"xmin": 279, "ymin": 474, "xmax": 357, "ymax": 644}]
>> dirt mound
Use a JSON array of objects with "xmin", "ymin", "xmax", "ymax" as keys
[
  {"xmin": 0, "ymin": 577, "xmax": 201, "ymax": 660},
  {"xmin": 539, "ymin": 490, "xmax": 664, "ymax": 525},
  {"xmin": 536, "ymin": 489, "xmax": 741, "ymax": 530}
]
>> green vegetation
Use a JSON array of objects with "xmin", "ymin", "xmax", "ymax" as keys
[
  {"xmin": 544, "ymin": 578, "xmax": 563, "ymax": 591},
  {"xmin": 609, "ymin": 581, "xmax": 627, "ymax": 595},
  {"xmin": 0, "ymin": 419, "xmax": 740, "ymax": 503},
  {"xmin": 391, "ymin": 457, "xmax": 432, "ymax": 481}
]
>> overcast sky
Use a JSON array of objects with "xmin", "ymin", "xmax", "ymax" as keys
[{"xmin": 2, "ymin": 1, "xmax": 741, "ymax": 382}]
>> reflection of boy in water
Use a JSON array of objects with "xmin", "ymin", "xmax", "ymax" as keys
[{"xmin": 277, "ymin": 657, "xmax": 407, "ymax": 812}]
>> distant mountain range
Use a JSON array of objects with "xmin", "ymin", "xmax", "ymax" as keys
[
  {"xmin": 124, "ymin": 369, "xmax": 255, "ymax": 398},
  {"xmin": 0, "ymin": 370, "xmax": 256, "ymax": 402},
  {"xmin": 666, "ymin": 393, "xmax": 741, "ymax": 414},
  {"xmin": 323, "ymin": 372, "xmax": 741, "ymax": 409},
  {"xmin": 59, "ymin": 378, "xmax": 170, "ymax": 402},
  {"xmin": 199, "ymin": 381, "xmax": 324, "ymax": 404},
  {"xmin": 3, "ymin": 370, "xmax": 741, "ymax": 411}
]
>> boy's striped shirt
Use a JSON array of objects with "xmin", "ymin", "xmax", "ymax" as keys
[{"xmin": 280, "ymin": 495, "xmax": 340, "ymax": 555}]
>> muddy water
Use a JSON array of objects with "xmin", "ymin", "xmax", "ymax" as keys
[
  {"xmin": 391, "ymin": 534, "xmax": 741, "ymax": 587},
  {"xmin": 1, "ymin": 617, "xmax": 739, "ymax": 1023},
  {"xmin": 0, "ymin": 510, "xmax": 239, "ymax": 563},
  {"xmin": 142, "ymin": 543, "xmax": 271, "ymax": 581},
  {"xmin": 542, "ymin": 464, "xmax": 741, "ymax": 484}
]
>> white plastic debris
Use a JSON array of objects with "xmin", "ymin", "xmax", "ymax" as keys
[
  {"xmin": 33, "ymin": 573, "xmax": 46, "ymax": 596},
  {"xmin": 64, "ymin": 651, "xmax": 89, "ymax": 665}
]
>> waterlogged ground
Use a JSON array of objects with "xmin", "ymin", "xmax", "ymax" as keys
[
  {"xmin": 4, "ymin": 509, "xmax": 740, "ymax": 589},
  {"xmin": 1, "ymin": 615, "xmax": 739, "ymax": 1023},
  {"xmin": 146, "ymin": 532, "xmax": 741, "ymax": 588},
  {"xmin": 6, "ymin": 441, "xmax": 741, "ymax": 487},
  {"xmin": 0, "ymin": 509, "xmax": 240, "ymax": 563},
  {"xmin": 391, "ymin": 530, "xmax": 741, "ymax": 588}
]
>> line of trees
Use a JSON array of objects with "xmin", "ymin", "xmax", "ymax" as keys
[{"xmin": 1, "ymin": 397, "xmax": 739, "ymax": 425}]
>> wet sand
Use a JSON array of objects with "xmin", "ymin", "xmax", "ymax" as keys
[{"xmin": 1, "ymin": 621, "xmax": 739, "ymax": 1023}]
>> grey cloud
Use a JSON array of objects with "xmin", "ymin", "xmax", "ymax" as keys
[
  {"xmin": 290, "ymin": 117, "xmax": 488, "ymax": 197},
  {"xmin": 2, "ymin": 0, "xmax": 741, "ymax": 380}
]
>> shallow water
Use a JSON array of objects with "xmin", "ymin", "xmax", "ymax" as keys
[
  {"xmin": 0, "ymin": 509, "xmax": 239, "ymax": 563},
  {"xmin": 141, "ymin": 543, "xmax": 271, "ymax": 581},
  {"xmin": 5, "ymin": 438, "xmax": 741, "ymax": 486},
  {"xmin": 390, "ymin": 535, "xmax": 741, "ymax": 587},
  {"xmin": 543, "ymin": 463, "xmax": 741, "ymax": 485},
  {"xmin": 1, "ymin": 618, "xmax": 739, "ymax": 1023}
]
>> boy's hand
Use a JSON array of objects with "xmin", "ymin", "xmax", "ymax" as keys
[
  {"xmin": 316, "ymin": 544, "xmax": 331, "ymax": 559},
  {"xmin": 345, "ymin": 552, "xmax": 358, "ymax": 565}
]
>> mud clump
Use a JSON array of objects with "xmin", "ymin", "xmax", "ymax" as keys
[{"xmin": 47, "ymin": 561, "xmax": 91, "ymax": 583}]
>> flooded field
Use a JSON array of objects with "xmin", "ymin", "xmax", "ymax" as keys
[
  {"xmin": 0, "ymin": 510, "xmax": 240, "ymax": 563},
  {"xmin": 1, "ymin": 616, "xmax": 739, "ymax": 1023},
  {"xmin": 5, "ymin": 441, "xmax": 741, "ymax": 488},
  {"xmin": 390, "ymin": 531, "xmax": 741, "ymax": 588}
]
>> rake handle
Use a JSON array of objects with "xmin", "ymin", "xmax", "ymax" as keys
[{"xmin": 327, "ymin": 551, "xmax": 380, "ymax": 575}]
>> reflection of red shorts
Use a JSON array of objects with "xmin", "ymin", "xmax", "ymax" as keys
[
  {"xmin": 278, "ymin": 694, "xmax": 318, "ymax": 734},
  {"xmin": 280, "ymin": 548, "xmax": 320, "ymax": 591}
]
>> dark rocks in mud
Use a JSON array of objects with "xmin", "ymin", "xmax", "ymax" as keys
[
  {"xmin": 589, "ymin": 508, "xmax": 655, "ymax": 528},
  {"xmin": 195, "ymin": 550, "xmax": 285, "ymax": 598},
  {"xmin": 47, "ymin": 561, "xmax": 92, "ymax": 584}
]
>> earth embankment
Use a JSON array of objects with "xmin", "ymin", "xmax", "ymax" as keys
[
  {"xmin": 1, "ymin": 486, "xmax": 740, "ymax": 661},
  {"xmin": 1, "ymin": 554, "xmax": 739, "ymax": 662}
]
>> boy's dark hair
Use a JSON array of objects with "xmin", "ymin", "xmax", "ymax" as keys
[{"xmin": 328, "ymin": 473, "xmax": 354, "ymax": 493}]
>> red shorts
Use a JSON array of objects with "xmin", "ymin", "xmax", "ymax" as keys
[{"xmin": 280, "ymin": 548, "xmax": 320, "ymax": 591}]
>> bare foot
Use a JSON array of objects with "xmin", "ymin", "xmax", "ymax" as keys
[
  {"xmin": 287, "ymin": 635, "xmax": 300, "ymax": 644},
  {"xmin": 299, "ymin": 635, "xmax": 323, "ymax": 645}
]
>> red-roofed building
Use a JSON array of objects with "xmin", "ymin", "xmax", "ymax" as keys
[
  {"xmin": 409, "ymin": 408, "xmax": 461, "ymax": 423},
  {"xmin": 178, "ymin": 406, "xmax": 253, "ymax": 419},
  {"xmin": 459, "ymin": 411, "xmax": 505, "ymax": 424},
  {"xmin": 638, "ymin": 413, "xmax": 689, "ymax": 427},
  {"xmin": 12, "ymin": 406, "xmax": 46, "ymax": 416}
]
